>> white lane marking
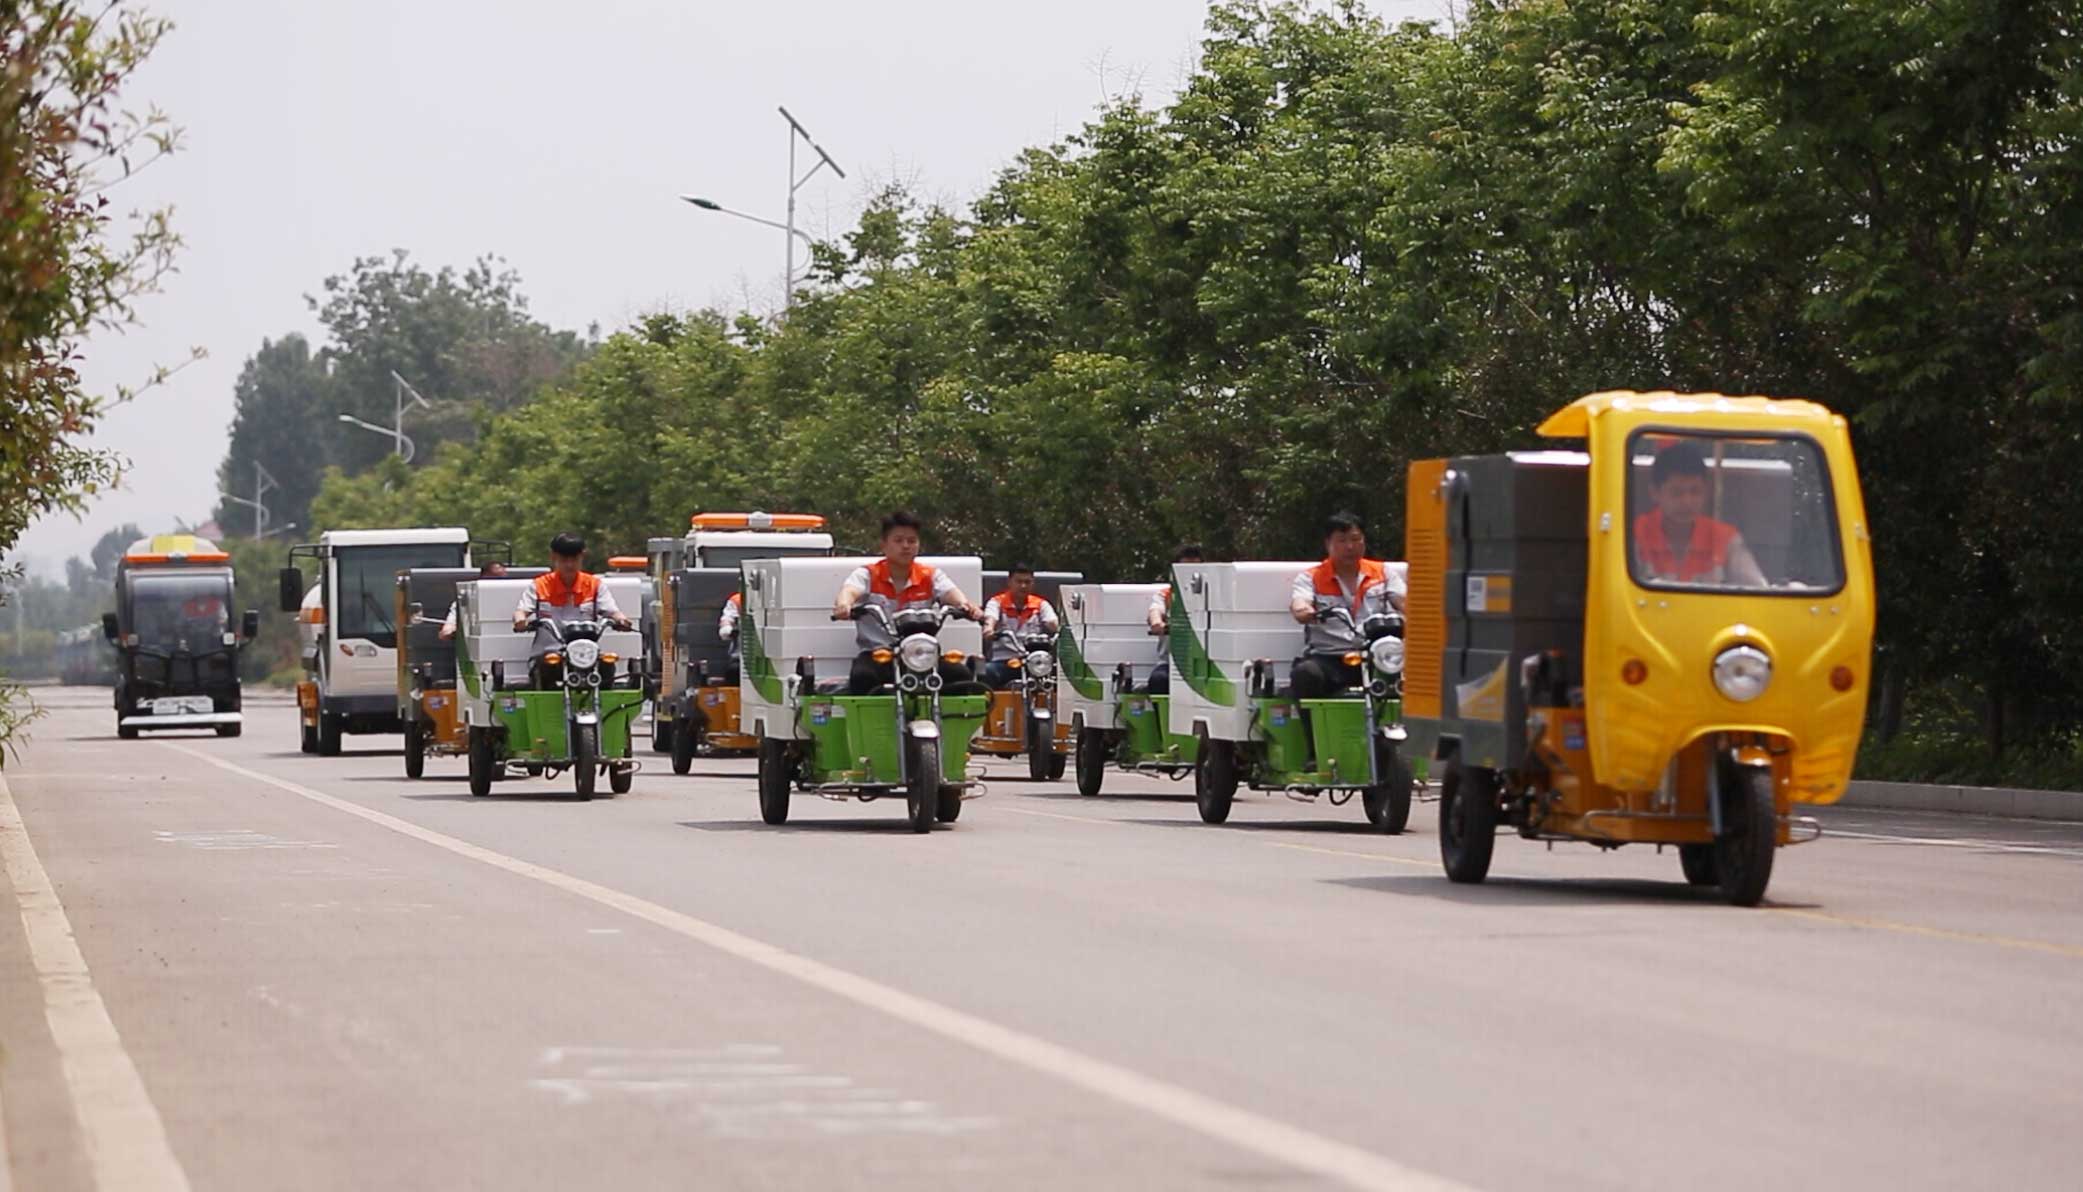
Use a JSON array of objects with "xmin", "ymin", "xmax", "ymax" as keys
[
  {"xmin": 0, "ymin": 770, "xmax": 192, "ymax": 1191},
  {"xmin": 155, "ymin": 829, "xmax": 337, "ymax": 851},
  {"xmin": 165, "ymin": 743, "xmax": 1471, "ymax": 1192},
  {"xmin": 1823, "ymin": 829, "xmax": 2083, "ymax": 859}
]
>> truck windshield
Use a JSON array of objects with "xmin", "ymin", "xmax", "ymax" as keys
[
  {"xmin": 128, "ymin": 573, "xmax": 234, "ymax": 653},
  {"xmin": 694, "ymin": 545, "xmax": 829, "ymax": 572},
  {"xmin": 335, "ymin": 544, "xmax": 467, "ymax": 645},
  {"xmin": 1625, "ymin": 431, "xmax": 1845, "ymax": 595}
]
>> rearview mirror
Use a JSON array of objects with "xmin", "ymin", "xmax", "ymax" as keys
[
  {"xmin": 241, "ymin": 609, "xmax": 260, "ymax": 639},
  {"xmin": 277, "ymin": 567, "xmax": 303, "ymax": 613},
  {"xmin": 101, "ymin": 612, "xmax": 119, "ymax": 642}
]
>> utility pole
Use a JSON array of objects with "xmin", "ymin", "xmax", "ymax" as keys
[{"xmin": 778, "ymin": 106, "xmax": 844, "ymax": 312}]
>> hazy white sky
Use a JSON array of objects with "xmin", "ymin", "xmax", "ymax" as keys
[{"xmin": 17, "ymin": 0, "xmax": 1441, "ymax": 575}]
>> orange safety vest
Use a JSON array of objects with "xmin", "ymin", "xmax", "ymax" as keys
[
  {"xmin": 865, "ymin": 559, "xmax": 941, "ymax": 608},
  {"xmin": 1310, "ymin": 558, "xmax": 1389, "ymax": 612},
  {"xmin": 988, "ymin": 590, "xmax": 1044, "ymax": 622},
  {"xmin": 1633, "ymin": 513, "xmax": 1737, "ymax": 582},
  {"xmin": 532, "ymin": 570, "xmax": 604, "ymax": 609}
]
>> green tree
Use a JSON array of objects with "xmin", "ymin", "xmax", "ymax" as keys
[{"xmin": 213, "ymin": 335, "xmax": 333, "ymax": 532}]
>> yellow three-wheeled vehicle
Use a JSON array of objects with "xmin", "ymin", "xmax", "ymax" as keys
[{"xmin": 1402, "ymin": 392, "xmax": 1875, "ymax": 905}]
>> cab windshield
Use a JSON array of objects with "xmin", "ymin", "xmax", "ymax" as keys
[
  {"xmin": 128, "ymin": 573, "xmax": 233, "ymax": 652},
  {"xmin": 694, "ymin": 545, "xmax": 828, "ymax": 572},
  {"xmin": 1625, "ymin": 431, "xmax": 1844, "ymax": 595},
  {"xmin": 335, "ymin": 544, "xmax": 467, "ymax": 645}
]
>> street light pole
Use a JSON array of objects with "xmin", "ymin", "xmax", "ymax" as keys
[{"xmin": 337, "ymin": 371, "xmax": 431, "ymax": 465}]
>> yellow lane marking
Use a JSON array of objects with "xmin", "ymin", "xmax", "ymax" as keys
[
  {"xmin": 1, "ymin": 770, "xmax": 192, "ymax": 1191},
  {"xmin": 1767, "ymin": 907, "xmax": 2083, "ymax": 960},
  {"xmin": 166, "ymin": 744, "xmax": 1472, "ymax": 1192}
]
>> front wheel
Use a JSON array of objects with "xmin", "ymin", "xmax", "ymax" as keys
[
  {"xmin": 757, "ymin": 736, "xmax": 792, "ymax": 825},
  {"xmin": 1194, "ymin": 726, "xmax": 1237, "ymax": 824},
  {"xmin": 467, "ymin": 726, "xmax": 493, "ymax": 797},
  {"xmin": 318, "ymin": 713, "xmax": 341, "ymax": 757},
  {"xmin": 906, "ymin": 736, "xmax": 940, "ymax": 834},
  {"xmin": 117, "ymin": 723, "xmax": 139, "ymax": 740},
  {"xmin": 1075, "ymin": 726, "xmax": 1107, "ymax": 796},
  {"xmin": 403, "ymin": 720, "xmax": 425, "ymax": 778},
  {"xmin": 215, "ymin": 722, "xmax": 241, "ymax": 739},
  {"xmin": 1439, "ymin": 761, "xmax": 1498, "ymax": 883},
  {"xmin": 1026, "ymin": 716, "xmax": 1053, "ymax": 781},
  {"xmin": 571, "ymin": 722, "xmax": 597, "ymax": 800},
  {"xmin": 670, "ymin": 717, "xmax": 697, "ymax": 775},
  {"xmin": 1362, "ymin": 742, "xmax": 1413, "ymax": 834},
  {"xmin": 300, "ymin": 721, "xmax": 317, "ymax": 753},
  {"xmin": 1712, "ymin": 763, "xmax": 1777, "ymax": 906},
  {"xmin": 650, "ymin": 713, "xmax": 672, "ymax": 754}
]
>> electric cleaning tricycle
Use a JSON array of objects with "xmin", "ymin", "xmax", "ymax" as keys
[
  {"xmin": 1060, "ymin": 583, "xmax": 1199, "ymax": 795},
  {"xmin": 1404, "ymin": 391, "xmax": 1875, "ymax": 905},
  {"xmin": 741, "ymin": 556, "xmax": 990, "ymax": 832},
  {"xmin": 1168, "ymin": 563, "xmax": 1417, "ymax": 832}
]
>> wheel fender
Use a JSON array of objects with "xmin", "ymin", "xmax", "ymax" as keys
[
  {"xmin": 575, "ymin": 711, "xmax": 600, "ymax": 728},
  {"xmin": 1029, "ymin": 707, "xmax": 1053, "ymax": 722},
  {"xmin": 907, "ymin": 719, "xmax": 941, "ymax": 741},
  {"xmin": 1378, "ymin": 722, "xmax": 1408, "ymax": 742}
]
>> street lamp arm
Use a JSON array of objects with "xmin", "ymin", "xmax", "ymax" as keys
[{"xmin": 679, "ymin": 195, "xmax": 816, "ymax": 247}]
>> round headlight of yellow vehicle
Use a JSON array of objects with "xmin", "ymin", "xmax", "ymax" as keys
[{"xmin": 1712, "ymin": 645, "xmax": 1772, "ymax": 702}]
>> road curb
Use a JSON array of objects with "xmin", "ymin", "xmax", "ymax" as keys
[{"xmin": 1830, "ymin": 779, "xmax": 2083, "ymax": 822}]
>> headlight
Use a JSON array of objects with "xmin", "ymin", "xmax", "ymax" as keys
[
  {"xmin": 566, "ymin": 638, "xmax": 601, "ymax": 669},
  {"xmin": 898, "ymin": 634, "xmax": 940, "ymax": 673},
  {"xmin": 1712, "ymin": 645, "xmax": 1771, "ymax": 702},
  {"xmin": 1025, "ymin": 650, "xmax": 1054, "ymax": 678},
  {"xmin": 1368, "ymin": 636, "xmax": 1405, "ymax": 675}
]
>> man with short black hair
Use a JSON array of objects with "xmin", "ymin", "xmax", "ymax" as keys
[
  {"xmin": 831, "ymin": 511, "xmax": 984, "ymax": 695},
  {"xmin": 1634, "ymin": 441, "xmax": 1767, "ymax": 586},
  {"xmin": 513, "ymin": 532, "xmax": 631, "ymax": 634},
  {"xmin": 1144, "ymin": 544, "xmax": 1204, "ymax": 695},
  {"xmin": 980, "ymin": 563, "xmax": 1061, "ymax": 689},
  {"xmin": 1289, "ymin": 511, "xmax": 1403, "ymax": 706}
]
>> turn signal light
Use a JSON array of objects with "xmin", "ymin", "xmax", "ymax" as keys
[
  {"xmin": 1007, "ymin": 655, "xmax": 1022, "ymax": 669},
  {"xmin": 871, "ymin": 648, "xmax": 894, "ymax": 664},
  {"xmin": 1342, "ymin": 651, "xmax": 1364, "ymax": 667},
  {"xmin": 1830, "ymin": 665, "xmax": 1855, "ymax": 692},
  {"xmin": 1621, "ymin": 659, "xmax": 1648, "ymax": 685},
  {"xmin": 544, "ymin": 652, "xmax": 563, "ymax": 666},
  {"xmin": 601, "ymin": 652, "xmax": 620, "ymax": 665},
  {"xmin": 943, "ymin": 650, "xmax": 966, "ymax": 664}
]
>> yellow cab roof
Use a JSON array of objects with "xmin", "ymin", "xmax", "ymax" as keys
[{"xmin": 1537, "ymin": 391, "xmax": 1841, "ymax": 439}]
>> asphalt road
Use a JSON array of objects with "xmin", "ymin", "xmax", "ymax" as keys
[{"xmin": 4, "ymin": 685, "xmax": 2080, "ymax": 1191}]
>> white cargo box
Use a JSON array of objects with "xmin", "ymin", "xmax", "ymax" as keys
[
  {"xmin": 1059, "ymin": 583, "xmax": 1167, "ymax": 730},
  {"xmin": 741, "ymin": 556, "xmax": 984, "ymax": 739},
  {"xmin": 1167, "ymin": 561, "xmax": 1315, "ymax": 740}
]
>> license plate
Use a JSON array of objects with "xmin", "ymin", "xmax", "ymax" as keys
[{"xmin": 149, "ymin": 696, "xmax": 211, "ymax": 715}]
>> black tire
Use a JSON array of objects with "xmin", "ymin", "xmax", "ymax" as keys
[
  {"xmin": 650, "ymin": 713, "xmax": 672, "ymax": 754},
  {"xmin": 1439, "ymin": 761, "xmax": 1498, "ymax": 883},
  {"xmin": 467, "ymin": 726, "xmax": 493, "ymax": 797},
  {"xmin": 1048, "ymin": 750, "xmax": 1067, "ymax": 781},
  {"xmin": 1026, "ymin": 716, "xmax": 1052, "ymax": 781},
  {"xmin": 610, "ymin": 762, "xmax": 634, "ymax": 795},
  {"xmin": 937, "ymin": 780, "xmax": 963, "ymax": 822},
  {"xmin": 318, "ymin": 713, "xmax": 342, "ymax": 757},
  {"xmin": 215, "ymin": 723, "xmax": 241, "ymax": 739},
  {"xmin": 1362, "ymin": 742, "xmax": 1413, "ymax": 834},
  {"xmin": 1713, "ymin": 763, "xmax": 1777, "ymax": 906},
  {"xmin": 1075, "ymin": 726, "xmax": 1107, "ymax": 796},
  {"xmin": 300, "ymin": 721, "xmax": 317, "ymax": 753},
  {"xmin": 907, "ymin": 736, "xmax": 940, "ymax": 834},
  {"xmin": 403, "ymin": 720, "xmax": 425, "ymax": 778},
  {"xmin": 670, "ymin": 717, "xmax": 697, "ymax": 775},
  {"xmin": 1194, "ymin": 726, "xmax": 1237, "ymax": 824},
  {"xmin": 757, "ymin": 736, "xmax": 792, "ymax": 825},
  {"xmin": 117, "ymin": 724, "xmax": 138, "ymax": 740},
  {"xmin": 572, "ymin": 722, "xmax": 597, "ymax": 801},
  {"xmin": 1678, "ymin": 844, "xmax": 1719, "ymax": 886}
]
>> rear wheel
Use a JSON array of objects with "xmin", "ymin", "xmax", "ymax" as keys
[
  {"xmin": 1713, "ymin": 763, "xmax": 1777, "ymax": 906},
  {"xmin": 936, "ymin": 780, "xmax": 964, "ymax": 822},
  {"xmin": 1075, "ymin": 726, "xmax": 1107, "ymax": 796},
  {"xmin": 1439, "ymin": 761, "xmax": 1498, "ymax": 883},
  {"xmin": 1047, "ymin": 750, "xmax": 1067, "ymax": 781},
  {"xmin": 670, "ymin": 716, "xmax": 697, "ymax": 775},
  {"xmin": 318, "ymin": 713, "xmax": 341, "ymax": 757},
  {"xmin": 609, "ymin": 763, "xmax": 634, "ymax": 795},
  {"xmin": 467, "ymin": 727, "xmax": 493, "ymax": 797},
  {"xmin": 757, "ymin": 736, "xmax": 792, "ymax": 825},
  {"xmin": 572, "ymin": 722, "xmax": 597, "ymax": 801},
  {"xmin": 215, "ymin": 722, "xmax": 241, "ymax": 739},
  {"xmin": 1362, "ymin": 742, "xmax": 1413, "ymax": 834},
  {"xmin": 300, "ymin": 721, "xmax": 317, "ymax": 753},
  {"xmin": 1678, "ymin": 844, "xmax": 1719, "ymax": 886},
  {"xmin": 1026, "ymin": 715, "xmax": 1052, "ymax": 781},
  {"xmin": 117, "ymin": 724, "xmax": 138, "ymax": 740},
  {"xmin": 650, "ymin": 712, "xmax": 672, "ymax": 753},
  {"xmin": 403, "ymin": 720, "xmax": 425, "ymax": 778},
  {"xmin": 1194, "ymin": 727, "xmax": 1237, "ymax": 824},
  {"xmin": 906, "ymin": 737, "xmax": 940, "ymax": 834}
]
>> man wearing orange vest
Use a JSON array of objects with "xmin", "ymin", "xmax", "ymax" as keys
[
  {"xmin": 1144, "ymin": 543, "xmax": 1204, "ymax": 695},
  {"xmin": 1288, "ymin": 511, "xmax": 1405, "ymax": 705},
  {"xmin": 512, "ymin": 533, "xmax": 631, "ymax": 640},
  {"xmin": 831, "ymin": 511, "xmax": 985, "ymax": 695},
  {"xmin": 1632, "ymin": 440, "xmax": 1768, "ymax": 587},
  {"xmin": 980, "ymin": 563, "xmax": 1061, "ymax": 688}
]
